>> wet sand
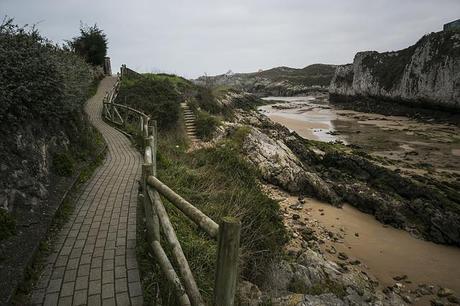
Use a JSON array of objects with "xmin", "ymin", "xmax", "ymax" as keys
[
  {"xmin": 259, "ymin": 97, "xmax": 460, "ymax": 304},
  {"xmin": 259, "ymin": 96, "xmax": 460, "ymax": 176},
  {"xmin": 307, "ymin": 199, "xmax": 460, "ymax": 294},
  {"xmin": 269, "ymin": 114, "xmax": 335, "ymax": 142},
  {"xmin": 266, "ymin": 182, "xmax": 460, "ymax": 305}
]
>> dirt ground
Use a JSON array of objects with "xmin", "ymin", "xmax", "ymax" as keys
[{"xmin": 262, "ymin": 184, "xmax": 460, "ymax": 306}]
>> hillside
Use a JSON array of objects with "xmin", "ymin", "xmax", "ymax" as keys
[
  {"xmin": 329, "ymin": 29, "xmax": 460, "ymax": 110},
  {"xmin": 194, "ymin": 64, "xmax": 337, "ymax": 96}
]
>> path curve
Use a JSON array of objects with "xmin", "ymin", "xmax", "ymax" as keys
[{"xmin": 32, "ymin": 77, "xmax": 143, "ymax": 306}]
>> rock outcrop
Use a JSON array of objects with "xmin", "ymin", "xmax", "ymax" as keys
[
  {"xmin": 229, "ymin": 108, "xmax": 460, "ymax": 246},
  {"xmin": 260, "ymin": 247, "xmax": 406, "ymax": 305},
  {"xmin": 235, "ymin": 113, "xmax": 340, "ymax": 205},
  {"xmin": 329, "ymin": 30, "xmax": 460, "ymax": 110}
]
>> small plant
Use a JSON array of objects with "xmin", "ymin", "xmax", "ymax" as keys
[
  {"xmin": 0, "ymin": 209, "xmax": 16, "ymax": 241},
  {"xmin": 52, "ymin": 152, "xmax": 76, "ymax": 176},
  {"xmin": 195, "ymin": 111, "xmax": 221, "ymax": 141}
]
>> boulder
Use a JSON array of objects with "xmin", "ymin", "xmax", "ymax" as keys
[
  {"xmin": 238, "ymin": 281, "xmax": 263, "ymax": 306},
  {"xmin": 242, "ymin": 127, "xmax": 339, "ymax": 204}
]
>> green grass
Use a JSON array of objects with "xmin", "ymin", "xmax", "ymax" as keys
[
  {"xmin": 137, "ymin": 126, "xmax": 287, "ymax": 305},
  {"xmin": 194, "ymin": 110, "xmax": 221, "ymax": 141},
  {"xmin": 143, "ymin": 73, "xmax": 194, "ymax": 93}
]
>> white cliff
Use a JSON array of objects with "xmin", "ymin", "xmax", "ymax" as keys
[{"xmin": 330, "ymin": 30, "xmax": 460, "ymax": 109}]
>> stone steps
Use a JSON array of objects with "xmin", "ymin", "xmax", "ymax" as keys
[{"xmin": 181, "ymin": 103, "xmax": 199, "ymax": 143}]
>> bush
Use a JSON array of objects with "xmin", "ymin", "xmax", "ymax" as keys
[
  {"xmin": 195, "ymin": 111, "xmax": 221, "ymax": 141},
  {"xmin": 52, "ymin": 152, "xmax": 76, "ymax": 176},
  {"xmin": 0, "ymin": 209, "xmax": 16, "ymax": 241},
  {"xmin": 0, "ymin": 19, "xmax": 94, "ymax": 124},
  {"xmin": 67, "ymin": 24, "xmax": 107, "ymax": 66},
  {"xmin": 116, "ymin": 76, "xmax": 181, "ymax": 130},
  {"xmin": 194, "ymin": 87, "xmax": 222, "ymax": 114}
]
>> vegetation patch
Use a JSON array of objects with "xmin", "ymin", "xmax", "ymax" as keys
[
  {"xmin": 254, "ymin": 64, "xmax": 336, "ymax": 87},
  {"xmin": 0, "ymin": 19, "xmax": 95, "ymax": 124},
  {"xmin": 136, "ymin": 126, "xmax": 287, "ymax": 304},
  {"xmin": 116, "ymin": 75, "xmax": 182, "ymax": 131},
  {"xmin": 361, "ymin": 47, "xmax": 416, "ymax": 91},
  {"xmin": 67, "ymin": 24, "xmax": 107, "ymax": 66},
  {"xmin": 52, "ymin": 152, "xmax": 76, "ymax": 177},
  {"xmin": 0, "ymin": 209, "xmax": 16, "ymax": 241},
  {"xmin": 195, "ymin": 110, "xmax": 221, "ymax": 141}
]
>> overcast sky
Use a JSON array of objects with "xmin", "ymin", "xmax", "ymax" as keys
[{"xmin": 2, "ymin": 0, "xmax": 460, "ymax": 78}]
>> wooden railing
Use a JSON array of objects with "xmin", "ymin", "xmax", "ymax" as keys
[{"xmin": 103, "ymin": 68, "xmax": 241, "ymax": 306}]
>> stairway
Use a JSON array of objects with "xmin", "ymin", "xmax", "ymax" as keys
[{"xmin": 181, "ymin": 103, "xmax": 199, "ymax": 143}]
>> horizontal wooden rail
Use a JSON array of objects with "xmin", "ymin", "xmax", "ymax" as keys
[
  {"xmin": 151, "ymin": 240, "xmax": 191, "ymax": 306},
  {"xmin": 147, "ymin": 186, "xmax": 204, "ymax": 306},
  {"xmin": 146, "ymin": 175, "xmax": 219, "ymax": 239},
  {"xmin": 103, "ymin": 101, "xmax": 149, "ymax": 119}
]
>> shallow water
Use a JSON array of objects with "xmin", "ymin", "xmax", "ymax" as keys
[
  {"xmin": 306, "ymin": 198, "xmax": 460, "ymax": 294},
  {"xmin": 259, "ymin": 96, "xmax": 460, "ymax": 173},
  {"xmin": 260, "ymin": 96, "xmax": 341, "ymax": 143}
]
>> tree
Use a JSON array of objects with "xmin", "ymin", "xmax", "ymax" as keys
[{"xmin": 68, "ymin": 24, "xmax": 107, "ymax": 66}]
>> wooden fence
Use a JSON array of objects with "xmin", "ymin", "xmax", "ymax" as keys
[{"xmin": 102, "ymin": 68, "xmax": 241, "ymax": 306}]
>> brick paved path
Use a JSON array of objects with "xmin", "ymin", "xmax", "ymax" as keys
[{"xmin": 31, "ymin": 77, "xmax": 143, "ymax": 306}]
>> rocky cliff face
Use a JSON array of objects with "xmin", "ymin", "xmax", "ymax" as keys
[{"xmin": 330, "ymin": 30, "xmax": 460, "ymax": 109}]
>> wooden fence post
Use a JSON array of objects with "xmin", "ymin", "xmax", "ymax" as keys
[
  {"xmin": 123, "ymin": 108, "xmax": 129, "ymax": 129},
  {"xmin": 144, "ymin": 122, "xmax": 149, "ymax": 138},
  {"xmin": 213, "ymin": 217, "xmax": 241, "ymax": 306},
  {"xmin": 140, "ymin": 116, "xmax": 144, "ymax": 137},
  {"xmin": 150, "ymin": 121, "xmax": 158, "ymax": 176},
  {"xmin": 147, "ymin": 126, "xmax": 160, "ymax": 242},
  {"xmin": 142, "ymin": 164, "xmax": 156, "ymax": 243}
]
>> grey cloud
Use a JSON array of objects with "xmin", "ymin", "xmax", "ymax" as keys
[{"xmin": 2, "ymin": 0, "xmax": 459, "ymax": 78}]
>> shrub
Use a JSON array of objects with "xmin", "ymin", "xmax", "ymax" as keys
[
  {"xmin": 195, "ymin": 111, "xmax": 221, "ymax": 141},
  {"xmin": 116, "ymin": 76, "xmax": 181, "ymax": 130},
  {"xmin": 194, "ymin": 87, "xmax": 222, "ymax": 114},
  {"xmin": 52, "ymin": 152, "xmax": 76, "ymax": 176},
  {"xmin": 67, "ymin": 24, "xmax": 107, "ymax": 66},
  {"xmin": 0, "ymin": 209, "xmax": 16, "ymax": 241},
  {"xmin": 0, "ymin": 19, "xmax": 94, "ymax": 124}
]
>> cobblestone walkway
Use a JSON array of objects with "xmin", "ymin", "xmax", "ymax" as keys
[{"xmin": 31, "ymin": 77, "xmax": 143, "ymax": 306}]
